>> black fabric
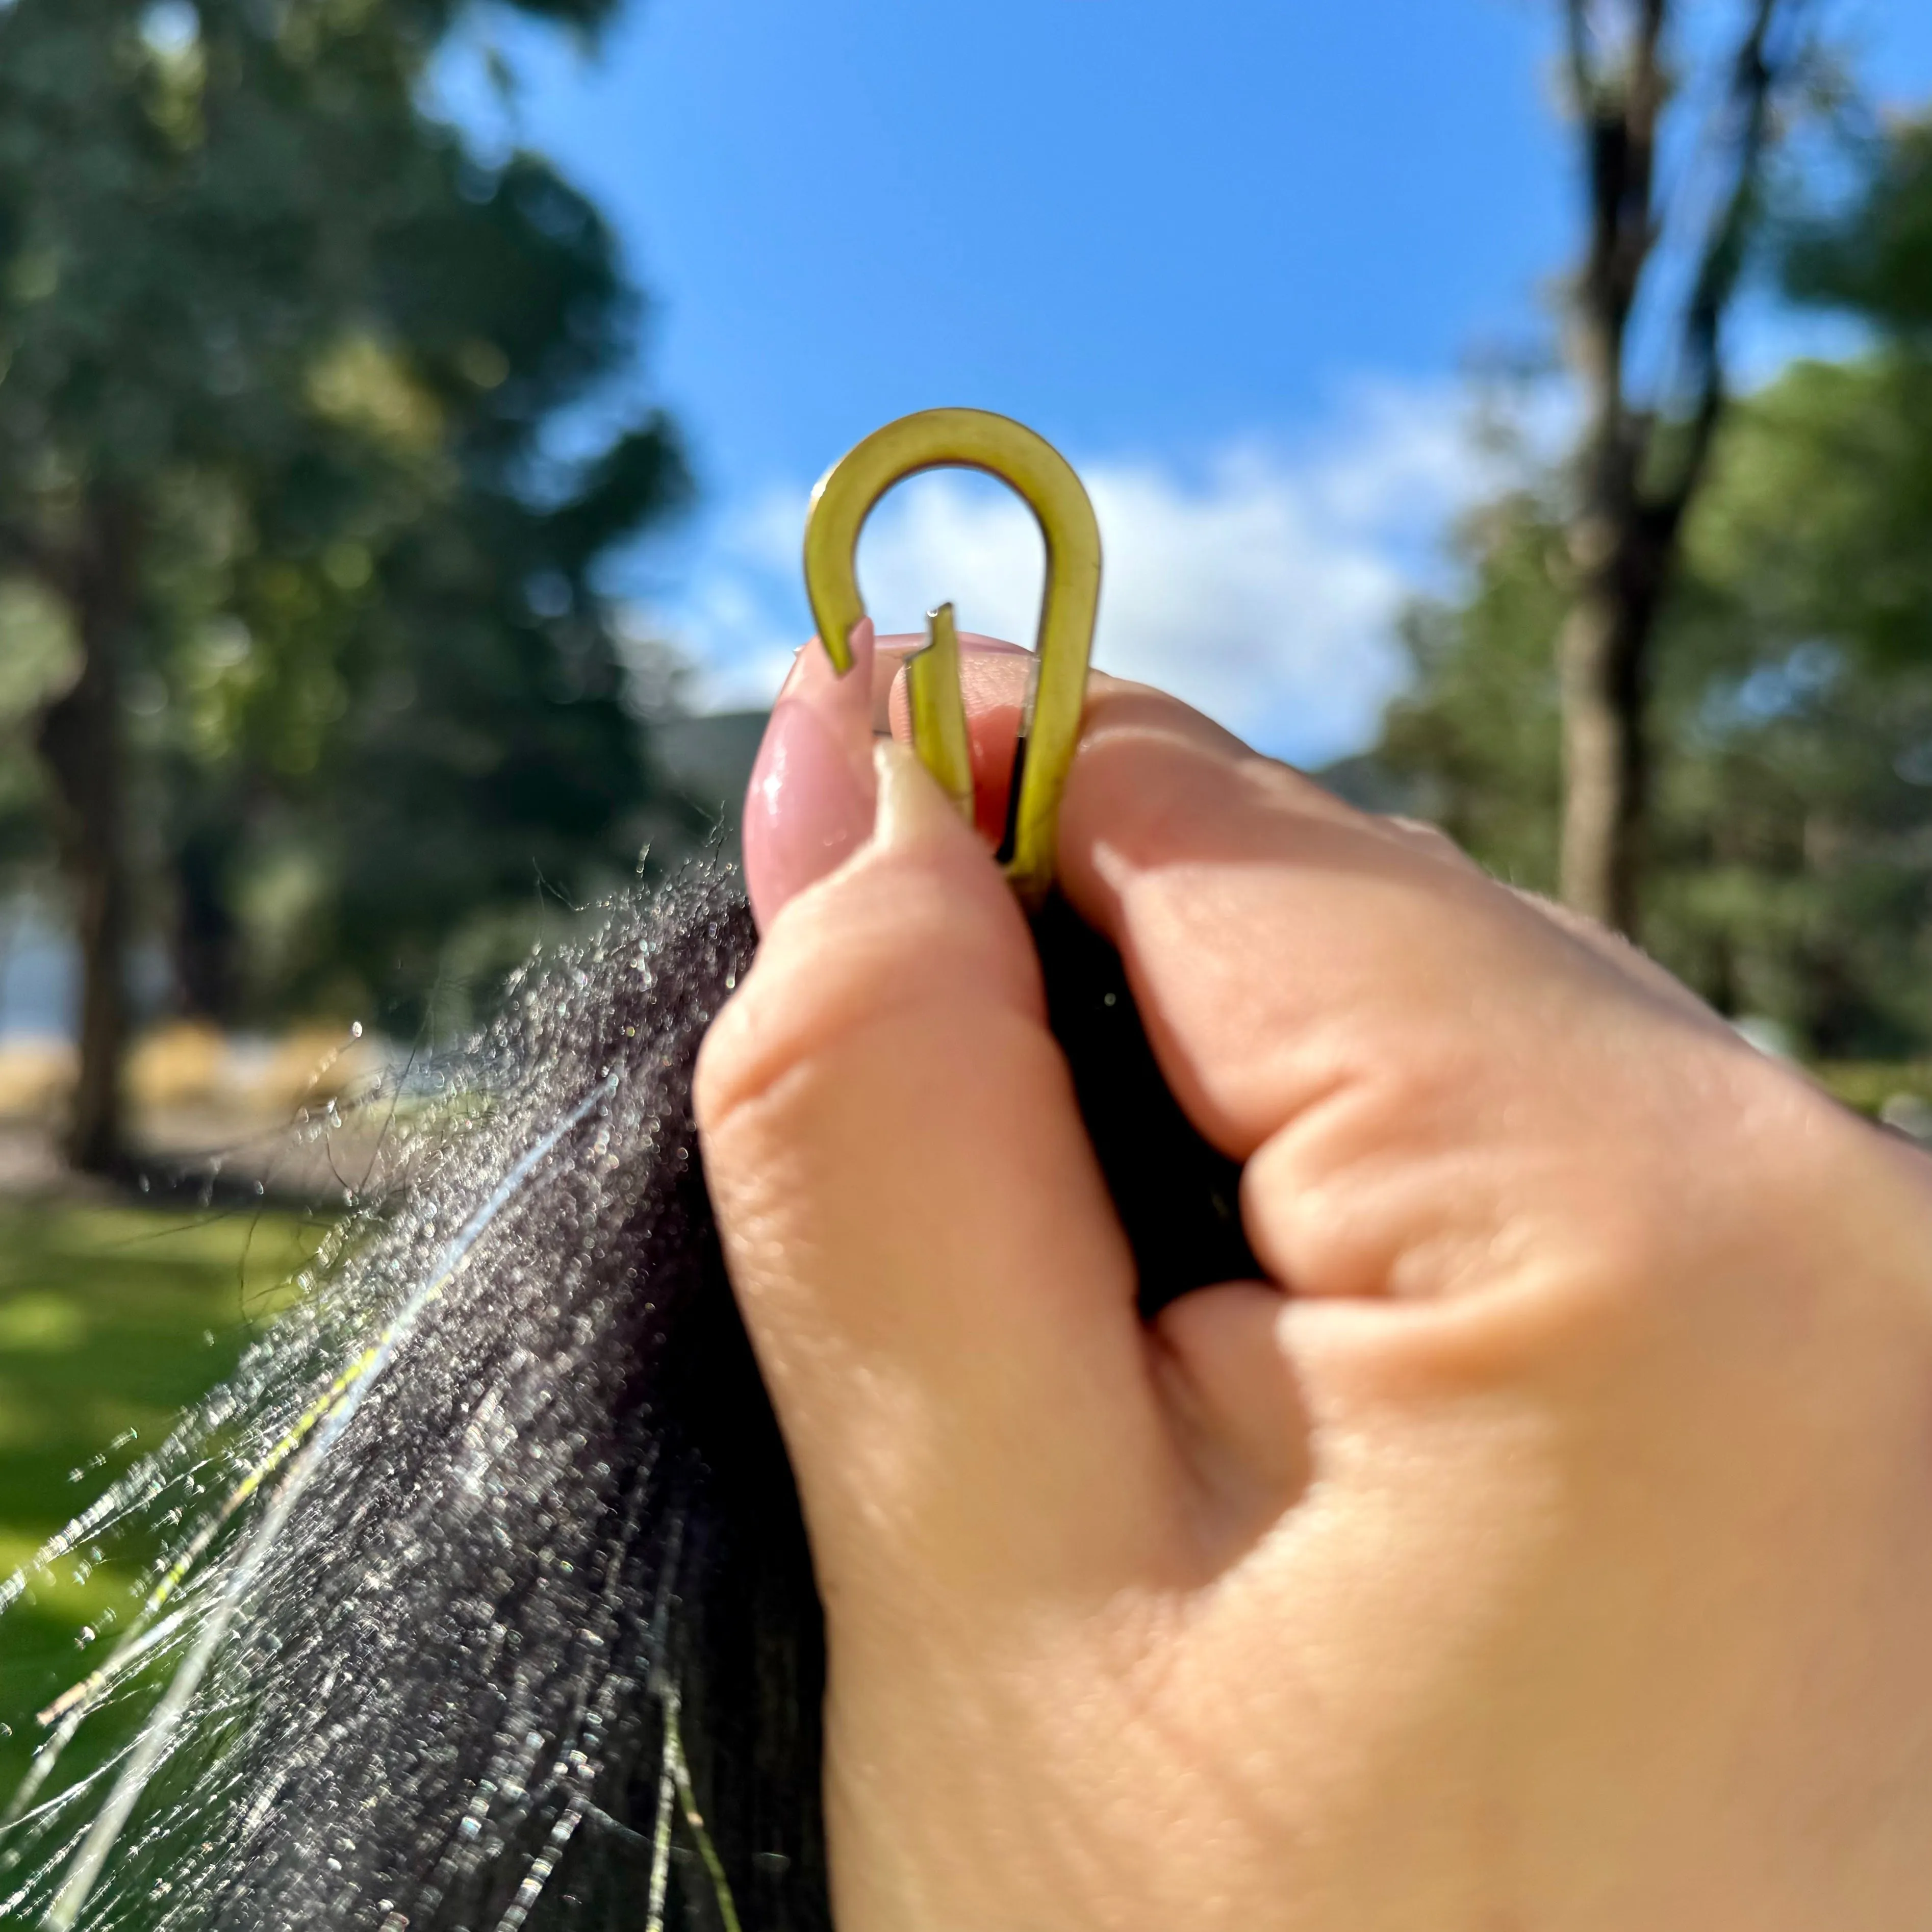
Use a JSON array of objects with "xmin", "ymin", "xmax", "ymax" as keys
[{"xmin": 1033, "ymin": 892, "xmax": 1262, "ymax": 1315}]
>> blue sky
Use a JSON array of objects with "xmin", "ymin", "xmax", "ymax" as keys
[{"xmin": 441, "ymin": 0, "xmax": 1932, "ymax": 761}]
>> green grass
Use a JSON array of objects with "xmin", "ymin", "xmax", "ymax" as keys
[
  {"xmin": 0, "ymin": 1197, "xmax": 327, "ymax": 1798},
  {"xmin": 1813, "ymin": 1060, "xmax": 1932, "ymax": 1116}
]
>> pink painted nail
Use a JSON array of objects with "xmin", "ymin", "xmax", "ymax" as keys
[{"xmin": 744, "ymin": 619, "xmax": 878, "ymax": 931}]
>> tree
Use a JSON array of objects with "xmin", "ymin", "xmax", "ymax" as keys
[
  {"xmin": 139, "ymin": 147, "xmax": 693, "ymax": 1035},
  {"xmin": 0, "ymin": 0, "xmax": 686, "ymax": 1171},
  {"xmin": 1553, "ymin": 0, "xmax": 1819, "ymax": 935},
  {"xmin": 1374, "ymin": 112, "xmax": 1932, "ymax": 1058}
]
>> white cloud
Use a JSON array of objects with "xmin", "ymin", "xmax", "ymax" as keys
[{"xmin": 646, "ymin": 379, "xmax": 1553, "ymax": 765}]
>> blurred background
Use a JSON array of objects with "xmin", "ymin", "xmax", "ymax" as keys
[{"xmin": 5, "ymin": 0, "xmax": 1932, "ymax": 1768}]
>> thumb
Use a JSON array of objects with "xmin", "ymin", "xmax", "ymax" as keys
[{"xmin": 696, "ymin": 741, "xmax": 1180, "ymax": 1612}]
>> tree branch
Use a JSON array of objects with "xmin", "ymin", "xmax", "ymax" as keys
[
  {"xmin": 1564, "ymin": 0, "xmax": 1597, "ymax": 121},
  {"xmin": 1652, "ymin": 0, "xmax": 1798, "ymax": 528},
  {"xmin": 1569, "ymin": 0, "xmax": 1672, "ymax": 479}
]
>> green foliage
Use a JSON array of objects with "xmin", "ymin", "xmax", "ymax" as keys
[
  {"xmin": 1786, "ymin": 117, "xmax": 1932, "ymax": 339},
  {"xmin": 0, "ymin": 581, "xmax": 74, "ymax": 873},
  {"xmin": 1690, "ymin": 351, "xmax": 1932, "ymax": 670},
  {"xmin": 1377, "ymin": 495, "xmax": 1566, "ymax": 893},
  {"xmin": 1372, "ymin": 110, "xmax": 1932, "ymax": 1059},
  {"xmin": 1812, "ymin": 1059, "xmax": 1932, "ymax": 1116},
  {"xmin": 0, "ymin": 0, "xmax": 692, "ymax": 1032},
  {"xmin": 1376, "ymin": 345, "xmax": 1932, "ymax": 1056},
  {"xmin": 1661, "ymin": 354, "xmax": 1932, "ymax": 1052}
]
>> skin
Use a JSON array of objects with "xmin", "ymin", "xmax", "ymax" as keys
[{"xmin": 698, "ymin": 631, "xmax": 1932, "ymax": 1931}]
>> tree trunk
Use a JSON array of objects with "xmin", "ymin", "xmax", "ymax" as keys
[
  {"xmin": 1558, "ymin": 591, "xmax": 1643, "ymax": 935},
  {"xmin": 35, "ymin": 498, "xmax": 139, "ymax": 1176},
  {"xmin": 175, "ymin": 822, "xmax": 240, "ymax": 1022},
  {"xmin": 1554, "ymin": 0, "xmax": 1789, "ymax": 939},
  {"xmin": 1556, "ymin": 0, "xmax": 1662, "ymax": 939},
  {"xmin": 1557, "ymin": 497, "xmax": 1666, "ymax": 936}
]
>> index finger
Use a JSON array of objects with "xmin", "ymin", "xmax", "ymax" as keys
[{"xmin": 937, "ymin": 660, "xmax": 1734, "ymax": 1161}]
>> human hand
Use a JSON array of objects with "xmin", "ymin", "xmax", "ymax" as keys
[{"xmin": 696, "ymin": 628, "xmax": 1932, "ymax": 1931}]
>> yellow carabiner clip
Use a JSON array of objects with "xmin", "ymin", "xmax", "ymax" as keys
[{"xmin": 802, "ymin": 407, "xmax": 1102, "ymax": 906}]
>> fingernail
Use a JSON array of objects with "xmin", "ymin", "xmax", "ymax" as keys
[
  {"xmin": 744, "ymin": 619, "xmax": 877, "ymax": 931},
  {"xmin": 874, "ymin": 631, "xmax": 1028, "ymax": 658},
  {"xmin": 872, "ymin": 738, "xmax": 961, "ymax": 850}
]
